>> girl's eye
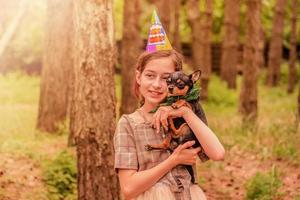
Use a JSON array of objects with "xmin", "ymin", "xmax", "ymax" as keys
[{"xmin": 146, "ymin": 74, "xmax": 154, "ymax": 78}]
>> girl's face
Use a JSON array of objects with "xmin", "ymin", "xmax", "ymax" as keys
[{"xmin": 136, "ymin": 57, "xmax": 175, "ymax": 108}]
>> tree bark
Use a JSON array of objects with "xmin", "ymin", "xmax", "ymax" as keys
[
  {"xmin": 266, "ymin": 0, "xmax": 286, "ymax": 86},
  {"xmin": 172, "ymin": 0, "xmax": 182, "ymax": 52},
  {"xmin": 239, "ymin": 0, "xmax": 260, "ymax": 122},
  {"xmin": 298, "ymin": 82, "xmax": 300, "ymax": 121},
  {"xmin": 120, "ymin": 0, "xmax": 142, "ymax": 115},
  {"xmin": 73, "ymin": 0, "xmax": 119, "ymax": 199},
  {"xmin": 256, "ymin": 0, "xmax": 265, "ymax": 69},
  {"xmin": 153, "ymin": 0, "xmax": 172, "ymax": 36},
  {"xmin": 220, "ymin": 0, "xmax": 240, "ymax": 89},
  {"xmin": 287, "ymin": 0, "xmax": 297, "ymax": 93},
  {"xmin": 37, "ymin": 0, "xmax": 73, "ymax": 132},
  {"xmin": 199, "ymin": 0, "xmax": 213, "ymax": 100},
  {"xmin": 186, "ymin": 0, "xmax": 202, "ymax": 69}
]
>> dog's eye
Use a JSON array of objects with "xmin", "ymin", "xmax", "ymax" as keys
[{"xmin": 177, "ymin": 83, "xmax": 185, "ymax": 89}]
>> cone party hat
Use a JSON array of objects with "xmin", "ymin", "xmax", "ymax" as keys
[{"xmin": 146, "ymin": 10, "xmax": 172, "ymax": 53}]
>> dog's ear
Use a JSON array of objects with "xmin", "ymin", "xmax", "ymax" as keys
[{"xmin": 189, "ymin": 70, "xmax": 201, "ymax": 83}]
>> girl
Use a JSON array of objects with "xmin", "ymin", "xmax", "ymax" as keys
[{"xmin": 114, "ymin": 49, "xmax": 225, "ymax": 200}]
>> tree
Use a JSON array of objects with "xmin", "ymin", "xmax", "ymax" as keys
[
  {"xmin": 199, "ymin": 0, "xmax": 213, "ymax": 100},
  {"xmin": 186, "ymin": 0, "xmax": 201, "ymax": 69},
  {"xmin": 256, "ymin": 0, "xmax": 265, "ymax": 69},
  {"xmin": 186, "ymin": 0, "xmax": 213, "ymax": 100},
  {"xmin": 239, "ymin": 0, "xmax": 260, "ymax": 122},
  {"xmin": 153, "ymin": 0, "xmax": 171, "ymax": 35},
  {"xmin": 266, "ymin": 0, "xmax": 286, "ymax": 86},
  {"xmin": 220, "ymin": 0, "xmax": 240, "ymax": 89},
  {"xmin": 172, "ymin": 0, "xmax": 182, "ymax": 52},
  {"xmin": 72, "ymin": 0, "xmax": 119, "ymax": 199},
  {"xmin": 120, "ymin": 0, "xmax": 142, "ymax": 115},
  {"xmin": 298, "ymin": 81, "xmax": 300, "ymax": 120},
  {"xmin": 37, "ymin": 0, "xmax": 73, "ymax": 132},
  {"xmin": 287, "ymin": 0, "xmax": 298, "ymax": 93}
]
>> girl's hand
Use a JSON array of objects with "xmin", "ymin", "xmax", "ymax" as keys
[
  {"xmin": 168, "ymin": 141, "xmax": 201, "ymax": 166},
  {"xmin": 151, "ymin": 106, "xmax": 190, "ymax": 134}
]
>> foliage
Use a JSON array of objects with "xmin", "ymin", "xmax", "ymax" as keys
[
  {"xmin": 206, "ymin": 74, "xmax": 238, "ymax": 110},
  {"xmin": 43, "ymin": 150, "xmax": 77, "ymax": 200},
  {"xmin": 273, "ymin": 142, "xmax": 298, "ymax": 160},
  {"xmin": 245, "ymin": 166, "xmax": 282, "ymax": 200},
  {"xmin": 55, "ymin": 120, "xmax": 70, "ymax": 136}
]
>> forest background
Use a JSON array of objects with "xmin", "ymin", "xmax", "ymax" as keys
[{"xmin": 0, "ymin": 0, "xmax": 299, "ymax": 199}]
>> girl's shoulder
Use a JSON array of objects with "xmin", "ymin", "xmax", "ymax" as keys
[
  {"xmin": 118, "ymin": 110, "xmax": 147, "ymax": 128},
  {"xmin": 115, "ymin": 110, "xmax": 150, "ymax": 138}
]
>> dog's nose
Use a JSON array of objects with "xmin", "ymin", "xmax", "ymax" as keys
[{"xmin": 168, "ymin": 87, "xmax": 174, "ymax": 93}]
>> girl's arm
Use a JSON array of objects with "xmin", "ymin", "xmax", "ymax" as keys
[
  {"xmin": 118, "ymin": 141, "xmax": 200, "ymax": 199},
  {"xmin": 182, "ymin": 106, "xmax": 225, "ymax": 160},
  {"xmin": 152, "ymin": 106, "xmax": 225, "ymax": 161}
]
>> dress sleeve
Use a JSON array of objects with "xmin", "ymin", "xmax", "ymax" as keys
[{"xmin": 114, "ymin": 115, "xmax": 138, "ymax": 172}]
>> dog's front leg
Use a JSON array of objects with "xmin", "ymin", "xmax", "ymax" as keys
[{"xmin": 145, "ymin": 133, "xmax": 172, "ymax": 151}]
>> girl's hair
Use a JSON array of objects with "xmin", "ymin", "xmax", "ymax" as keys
[{"xmin": 133, "ymin": 49, "xmax": 184, "ymax": 104}]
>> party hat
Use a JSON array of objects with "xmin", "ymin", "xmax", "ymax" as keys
[{"xmin": 146, "ymin": 10, "xmax": 172, "ymax": 53}]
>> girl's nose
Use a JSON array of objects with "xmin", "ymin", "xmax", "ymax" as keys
[{"xmin": 152, "ymin": 77, "xmax": 162, "ymax": 88}]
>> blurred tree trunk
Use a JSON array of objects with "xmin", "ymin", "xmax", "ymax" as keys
[
  {"xmin": 287, "ymin": 0, "xmax": 297, "ymax": 93},
  {"xmin": 199, "ymin": 0, "xmax": 213, "ymax": 100},
  {"xmin": 120, "ymin": 0, "xmax": 142, "ymax": 115},
  {"xmin": 239, "ymin": 0, "xmax": 260, "ymax": 122},
  {"xmin": 73, "ymin": 0, "xmax": 119, "ymax": 199},
  {"xmin": 298, "ymin": 83, "xmax": 300, "ymax": 120},
  {"xmin": 220, "ymin": 0, "xmax": 240, "ymax": 89},
  {"xmin": 153, "ymin": 0, "xmax": 171, "ymax": 35},
  {"xmin": 68, "ymin": 0, "xmax": 75, "ymax": 146},
  {"xmin": 186, "ymin": 0, "xmax": 212, "ymax": 100},
  {"xmin": 256, "ymin": 0, "xmax": 265, "ymax": 69},
  {"xmin": 266, "ymin": 0, "xmax": 286, "ymax": 87},
  {"xmin": 186, "ymin": 0, "xmax": 201, "ymax": 67},
  {"xmin": 172, "ymin": 0, "xmax": 182, "ymax": 52},
  {"xmin": 37, "ymin": 0, "xmax": 73, "ymax": 132}
]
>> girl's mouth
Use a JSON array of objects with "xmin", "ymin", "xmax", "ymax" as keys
[{"xmin": 149, "ymin": 90, "xmax": 163, "ymax": 97}]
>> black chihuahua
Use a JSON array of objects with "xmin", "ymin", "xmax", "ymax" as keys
[{"xmin": 145, "ymin": 70, "xmax": 209, "ymax": 183}]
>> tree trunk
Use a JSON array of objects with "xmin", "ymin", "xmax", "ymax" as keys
[
  {"xmin": 153, "ymin": 0, "xmax": 171, "ymax": 36},
  {"xmin": 287, "ymin": 0, "xmax": 297, "ymax": 93},
  {"xmin": 172, "ymin": 0, "xmax": 182, "ymax": 52},
  {"xmin": 256, "ymin": 0, "xmax": 265, "ymax": 69},
  {"xmin": 120, "ymin": 0, "xmax": 142, "ymax": 115},
  {"xmin": 199, "ymin": 0, "xmax": 213, "ymax": 100},
  {"xmin": 220, "ymin": 0, "xmax": 240, "ymax": 89},
  {"xmin": 37, "ymin": 0, "xmax": 73, "ymax": 132},
  {"xmin": 72, "ymin": 0, "xmax": 119, "ymax": 199},
  {"xmin": 239, "ymin": 0, "xmax": 260, "ymax": 122},
  {"xmin": 266, "ymin": 0, "xmax": 286, "ymax": 86},
  {"xmin": 186, "ymin": 0, "xmax": 203, "ymax": 74},
  {"xmin": 298, "ymin": 83, "xmax": 300, "ymax": 121}
]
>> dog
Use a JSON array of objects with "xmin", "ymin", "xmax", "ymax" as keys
[{"xmin": 145, "ymin": 70, "xmax": 209, "ymax": 183}]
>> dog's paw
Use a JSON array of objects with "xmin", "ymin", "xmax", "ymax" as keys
[
  {"xmin": 145, "ymin": 144, "xmax": 153, "ymax": 151},
  {"xmin": 171, "ymin": 103, "xmax": 178, "ymax": 109}
]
